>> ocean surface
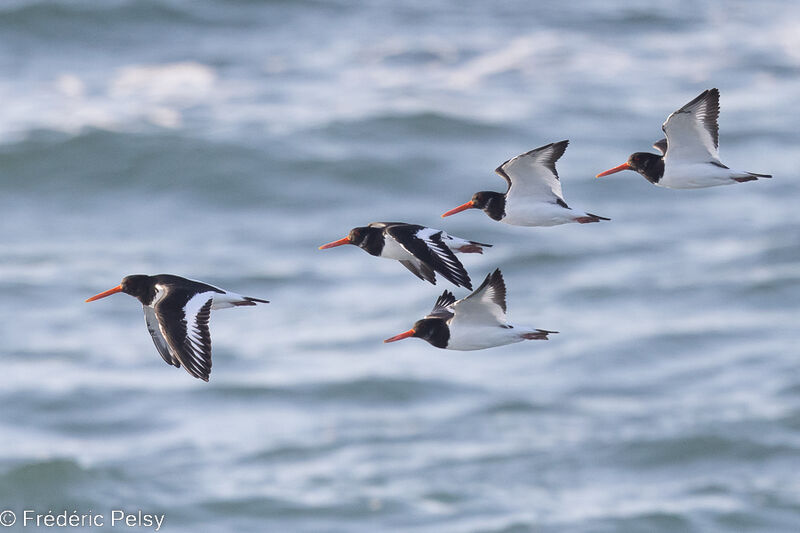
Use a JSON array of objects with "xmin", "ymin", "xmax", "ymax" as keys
[{"xmin": 1, "ymin": 1, "xmax": 799, "ymax": 531}]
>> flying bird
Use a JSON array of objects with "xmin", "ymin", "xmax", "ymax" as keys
[
  {"xmin": 85, "ymin": 274, "xmax": 268, "ymax": 381},
  {"xmin": 595, "ymin": 88, "xmax": 772, "ymax": 188},
  {"xmin": 319, "ymin": 222, "xmax": 490, "ymax": 290},
  {"xmin": 384, "ymin": 269, "xmax": 557, "ymax": 350},
  {"xmin": 441, "ymin": 140, "xmax": 609, "ymax": 226}
]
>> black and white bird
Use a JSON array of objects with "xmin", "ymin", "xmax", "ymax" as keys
[
  {"xmin": 441, "ymin": 140, "xmax": 609, "ymax": 226},
  {"xmin": 595, "ymin": 88, "xmax": 772, "ymax": 188},
  {"xmin": 85, "ymin": 274, "xmax": 268, "ymax": 382},
  {"xmin": 319, "ymin": 222, "xmax": 490, "ymax": 290},
  {"xmin": 383, "ymin": 269, "xmax": 557, "ymax": 350}
]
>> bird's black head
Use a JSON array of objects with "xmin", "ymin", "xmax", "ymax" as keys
[
  {"xmin": 86, "ymin": 273, "xmax": 155, "ymax": 305},
  {"xmin": 411, "ymin": 318, "xmax": 450, "ymax": 349},
  {"xmin": 347, "ymin": 226, "xmax": 384, "ymax": 256},
  {"xmin": 596, "ymin": 152, "xmax": 664, "ymax": 184},
  {"xmin": 471, "ymin": 191, "xmax": 506, "ymax": 221},
  {"xmin": 120, "ymin": 274, "xmax": 156, "ymax": 304},
  {"xmin": 319, "ymin": 226, "xmax": 384, "ymax": 256},
  {"xmin": 626, "ymin": 152, "xmax": 664, "ymax": 183},
  {"xmin": 384, "ymin": 317, "xmax": 450, "ymax": 349},
  {"xmin": 442, "ymin": 191, "xmax": 505, "ymax": 221}
]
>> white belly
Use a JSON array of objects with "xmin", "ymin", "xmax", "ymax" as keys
[
  {"xmin": 380, "ymin": 237, "xmax": 415, "ymax": 261},
  {"xmin": 660, "ymin": 163, "xmax": 736, "ymax": 189},
  {"xmin": 445, "ymin": 322, "xmax": 524, "ymax": 351},
  {"xmin": 501, "ymin": 199, "xmax": 577, "ymax": 227}
]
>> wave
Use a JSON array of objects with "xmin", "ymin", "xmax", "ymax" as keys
[{"xmin": 202, "ymin": 376, "xmax": 483, "ymax": 405}]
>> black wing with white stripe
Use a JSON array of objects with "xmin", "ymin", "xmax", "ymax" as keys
[
  {"xmin": 154, "ymin": 290, "xmax": 214, "ymax": 381},
  {"xmin": 398, "ymin": 259, "xmax": 436, "ymax": 284},
  {"xmin": 427, "ymin": 290, "xmax": 456, "ymax": 321},
  {"xmin": 387, "ymin": 225, "xmax": 473, "ymax": 289},
  {"xmin": 143, "ymin": 306, "xmax": 180, "ymax": 368}
]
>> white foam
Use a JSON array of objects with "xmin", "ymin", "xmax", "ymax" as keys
[
  {"xmin": 109, "ymin": 62, "xmax": 216, "ymax": 104},
  {"xmin": 0, "ymin": 62, "xmax": 224, "ymax": 141},
  {"xmin": 1, "ymin": 7, "xmax": 798, "ymax": 144}
]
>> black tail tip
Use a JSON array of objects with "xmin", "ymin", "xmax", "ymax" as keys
[
  {"xmin": 240, "ymin": 296, "xmax": 270, "ymax": 305},
  {"xmin": 576, "ymin": 213, "xmax": 610, "ymax": 223},
  {"xmin": 459, "ymin": 243, "xmax": 490, "ymax": 254},
  {"xmin": 734, "ymin": 172, "xmax": 772, "ymax": 183},
  {"xmin": 522, "ymin": 329, "xmax": 558, "ymax": 340}
]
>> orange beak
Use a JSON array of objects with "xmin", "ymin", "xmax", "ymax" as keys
[
  {"xmin": 383, "ymin": 329, "xmax": 416, "ymax": 343},
  {"xmin": 319, "ymin": 237, "xmax": 351, "ymax": 250},
  {"xmin": 596, "ymin": 162, "xmax": 632, "ymax": 178},
  {"xmin": 85, "ymin": 285, "xmax": 123, "ymax": 302},
  {"xmin": 441, "ymin": 200, "xmax": 475, "ymax": 218}
]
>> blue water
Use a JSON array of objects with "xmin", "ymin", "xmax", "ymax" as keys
[{"xmin": 1, "ymin": 1, "xmax": 799, "ymax": 532}]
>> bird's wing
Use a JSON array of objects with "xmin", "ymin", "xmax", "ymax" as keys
[
  {"xmin": 652, "ymin": 138, "xmax": 668, "ymax": 156},
  {"xmin": 154, "ymin": 290, "xmax": 214, "ymax": 381},
  {"xmin": 143, "ymin": 306, "xmax": 180, "ymax": 368},
  {"xmin": 495, "ymin": 140, "xmax": 569, "ymax": 202},
  {"xmin": 662, "ymin": 88, "xmax": 720, "ymax": 163},
  {"xmin": 386, "ymin": 225, "xmax": 472, "ymax": 289},
  {"xmin": 368, "ymin": 221, "xmax": 408, "ymax": 229},
  {"xmin": 452, "ymin": 269, "xmax": 507, "ymax": 326},
  {"xmin": 426, "ymin": 290, "xmax": 456, "ymax": 321},
  {"xmin": 398, "ymin": 259, "xmax": 436, "ymax": 284}
]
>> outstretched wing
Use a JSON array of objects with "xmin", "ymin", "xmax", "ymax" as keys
[
  {"xmin": 398, "ymin": 259, "xmax": 436, "ymax": 285},
  {"xmin": 495, "ymin": 140, "xmax": 569, "ymax": 203},
  {"xmin": 652, "ymin": 138, "xmax": 668, "ymax": 156},
  {"xmin": 143, "ymin": 306, "xmax": 180, "ymax": 368},
  {"xmin": 426, "ymin": 290, "xmax": 456, "ymax": 321},
  {"xmin": 386, "ymin": 225, "xmax": 473, "ymax": 289},
  {"xmin": 154, "ymin": 290, "xmax": 214, "ymax": 381},
  {"xmin": 662, "ymin": 88, "xmax": 720, "ymax": 163},
  {"xmin": 452, "ymin": 269, "xmax": 507, "ymax": 326}
]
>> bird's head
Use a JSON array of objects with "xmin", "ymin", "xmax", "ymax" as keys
[
  {"xmin": 86, "ymin": 274, "xmax": 153, "ymax": 304},
  {"xmin": 442, "ymin": 191, "xmax": 505, "ymax": 221},
  {"xmin": 383, "ymin": 317, "xmax": 449, "ymax": 349},
  {"xmin": 596, "ymin": 152, "xmax": 664, "ymax": 183}
]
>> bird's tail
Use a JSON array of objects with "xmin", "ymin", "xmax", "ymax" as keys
[
  {"xmin": 234, "ymin": 296, "xmax": 269, "ymax": 306},
  {"xmin": 443, "ymin": 233, "xmax": 493, "ymax": 254},
  {"xmin": 211, "ymin": 293, "xmax": 269, "ymax": 309},
  {"xmin": 522, "ymin": 329, "xmax": 558, "ymax": 341},
  {"xmin": 733, "ymin": 171, "xmax": 772, "ymax": 183},
  {"xmin": 575, "ymin": 212, "xmax": 611, "ymax": 224},
  {"xmin": 458, "ymin": 240, "xmax": 493, "ymax": 254}
]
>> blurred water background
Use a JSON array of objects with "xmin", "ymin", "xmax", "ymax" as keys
[{"xmin": 1, "ymin": 1, "xmax": 799, "ymax": 531}]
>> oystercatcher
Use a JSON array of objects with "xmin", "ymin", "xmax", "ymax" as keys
[
  {"xmin": 596, "ymin": 88, "xmax": 772, "ymax": 188},
  {"xmin": 85, "ymin": 274, "xmax": 268, "ymax": 381},
  {"xmin": 384, "ymin": 269, "xmax": 557, "ymax": 350},
  {"xmin": 441, "ymin": 140, "xmax": 609, "ymax": 226},
  {"xmin": 319, "ymin": 222, "xmax": 490, "ymax": 290}
]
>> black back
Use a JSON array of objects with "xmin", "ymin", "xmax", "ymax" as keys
[
  {"xmin": 471, "ymin": 191, "xmax": 506, "ymax": 221},
  {"xmin": 120, "ymin": 274, "xmax": 224, "ymax": 306},
  {"xmin": 385, "ymin": 224, "xmax": 472, "ymax": 289}
]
